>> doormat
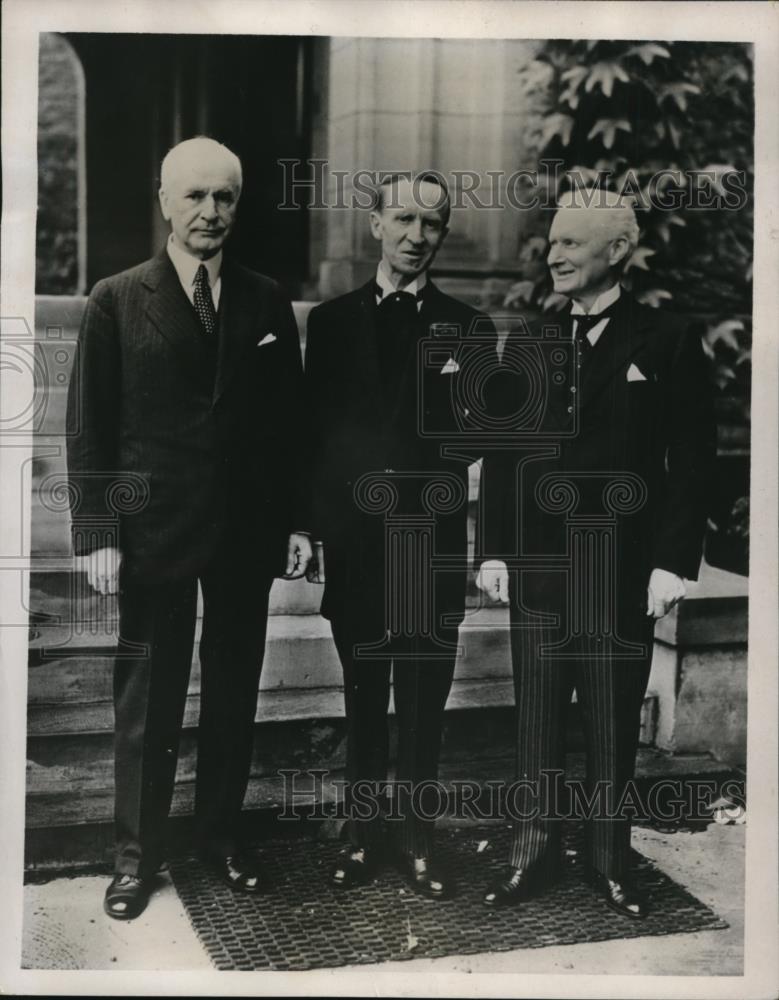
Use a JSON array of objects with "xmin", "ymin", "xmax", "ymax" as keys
[{"xmin": 168, "ymin": 825, "xmax": 727, "ymax": 971}]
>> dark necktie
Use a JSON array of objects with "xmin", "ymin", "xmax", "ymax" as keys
[{"xmin": 194, "ymin": 264, "xmax": 217, "ymax": 335}]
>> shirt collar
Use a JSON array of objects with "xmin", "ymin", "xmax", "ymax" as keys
[
  {"xmin": 570, "ymin": 282, "xmax": 621, "ymax": 316},
  {"xmin": 167, "ymin": 234, "xmax": 222, "ymax": 291},
  {"xmin": 374, "ymin": 261, "xmax": 428, "ymax": 301}
]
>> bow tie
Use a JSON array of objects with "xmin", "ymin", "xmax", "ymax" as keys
[
  {"xmin": 374, "ymin": 283, "xmax": 426, "ymax": 308},
  {"xmin": 572, "ymin": 303, "xmax": 617, "ymax": 356}
]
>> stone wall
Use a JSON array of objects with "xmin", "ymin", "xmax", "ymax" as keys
[{"xmin": 309, "ymin": 37, "xmax": 547, "ymax": 302}]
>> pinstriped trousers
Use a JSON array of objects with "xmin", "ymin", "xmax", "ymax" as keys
[{"xmin": 507, "ymin": 612, "xmax": 653, "ymax": 879}]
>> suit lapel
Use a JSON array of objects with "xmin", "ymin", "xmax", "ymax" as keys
[
  {"xmin": 354, "ymin": 280, "xmax": 384, "ymax": 418},
  {"xmin": 212, "ymin": 258, "xmax": 270, "ymax": 405},
  {"xmin": 578, "ymin": 292, "xmax": 651, "ymax": 411},
  {"xmin": 143, "ymin": 252, "xmax": 212, "ymax": 382}
]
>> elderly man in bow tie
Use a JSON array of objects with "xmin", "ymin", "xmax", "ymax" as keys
[
  {"xmin": 477, "ymin": 189, "xmax": 715, "ymax": 918},
  {"xmin": 67, "ymin": 136, "xmax": 311, "ymax": 919},
  {"xmin": 302, "ymin": 174, "xmax": 496, "ymax": 899}
]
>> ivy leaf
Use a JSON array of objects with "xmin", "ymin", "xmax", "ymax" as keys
[
  {"xmin": 654, "ymin": 215, "xmax": 687, "ymax": 244},
  {"xmin": 560, "ymin": 66, "xmax": 589, "ymax": 87},
  {"xmin": 636, "ymin": 288, "xmax": 673, "ymax": 308},
  {"xmin": 518, "ymin": 59, "xmax": 555, "ymax": 95},
  {"xmin": 519, "ymin": 236, "xmax": 549, "ymax": 263},
  {"xmin": 587, "ymin": 118, "xmax": 632, "ymax": 150},
  {"xmin": 667, "ymin": 120, "xmax": 683, "ymax": 149},
  {"xmin": 559, "ymin": 65, "xmax": 588, "ymax": 108},
  {"xmin": 659, "ymin": 82, "xmax": 702, "ymax": 112},
  {"xmin": 543, "ymin": 292, "xmax": 569, "ymax": 312},
  {"xmin": 624, "ymin": 246, "xmax": 656, "ymax": 272},
  {"xmin": 721, "ymin": 63, "xmax": 750, "ymax": 85},
  {"xmin": 584, "ymin": 61, "xmax": 631, "ymax": 98},
  {"xmin": 706, "ymin": 319, "xmax": 744, "ymax": 352},
  {"xmin": 540, "ymin": 112, "xmax": 575, "ymax": 148},
  {"xmin": 699, "ymin": 163, "xmax": 739, "ymax": 196},
  {"xmin": 626, "ymin": 43, "xmax": 671, "ymax": 66},
  {"xmin": 713, "ymin": 364, "xmax": 737, "ymax": 389},
  {"xmin": 504, "ymin": 280, "xmax": 536, "ymax": 308}
]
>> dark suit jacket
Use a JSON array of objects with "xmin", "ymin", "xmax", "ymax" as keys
[
  {"xmin": 303, "ymin": 278, "xmax": 497, "ymax": 630},
  {"xmin": 66, "ymin": 250, "xmax": 303, "ymax": 582},
  {"xmin": 482, "ymin": 292, "xmax": 716, "ymax": 629}
]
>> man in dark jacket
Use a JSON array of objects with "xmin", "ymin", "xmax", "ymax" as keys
[
  {"xmin": 303, "ymin": 173, "xmax": 496, "ymax": 898},
  {"xmin": 477, "ymin": 189, "xmax": 715, "ymax": 917},
  {"xmin": 67, "ymin": 137, "xmax": 311, "ymax": 919}
]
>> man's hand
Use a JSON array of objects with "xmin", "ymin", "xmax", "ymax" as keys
[
  {"xmin": 646, "ymin": 567, "xmax": 686, "ymax": 618},
  {"xmin": 282, "ymin": 532, "xmax": 313, "ymax": 580},
  {"xmin": 476, "ymin": 559, "xmax": 510, "ymax": 605},
  {"xmin": 84, "ymin": 546, "xmax": 122, "ymax": 595}
]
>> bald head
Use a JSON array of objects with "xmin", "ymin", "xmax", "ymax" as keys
[
  {"xmin": 158, "ymin": 137, "xmax": 242, "ymax": 259},
  {"xmin": 160, "ymin": 137, "xmax": 242, "ymax": 193}
]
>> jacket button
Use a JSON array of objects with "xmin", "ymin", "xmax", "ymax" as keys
[{"xmin": 567, "ymin": 405, "xmax": 573, "ymax": 414}]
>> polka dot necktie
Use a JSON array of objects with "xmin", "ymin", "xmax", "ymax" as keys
[{"xmin": 194, "ymin": 264, "xmax": 217, "ymax": 336}]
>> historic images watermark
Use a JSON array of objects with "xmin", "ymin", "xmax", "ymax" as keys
[
  {"xmin": 278, "ymin": 768, "xmax": 746, "ymax": 825},
  {"xmin": 277, "ymin": 159, "xmax": 749, "ymax": 213}
]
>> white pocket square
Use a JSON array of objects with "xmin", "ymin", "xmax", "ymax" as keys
[
  {"xmin": 440, "ymin": 357, "xmax": 460, "ymax": 374},
  {"xmin": 626, "ymin": 363, "xmax": 647, "ymax": 382},
  {"xmin": 257, "ymin": 332, "xmax": 277, "ymax": 347}
]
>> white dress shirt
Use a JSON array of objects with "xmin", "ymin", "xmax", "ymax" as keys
[
  {"xmin": 570, "ymin": 282, "xmax": 621, "ymax": 347},
  {"xmin": 374, "ymin": 261, "xmax": 427, "ymax": 312},
  {"xmin": 167, "ymin": 235, "xmax": 223, "ymax": 311}
]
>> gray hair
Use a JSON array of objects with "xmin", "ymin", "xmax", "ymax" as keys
[
  {"xmin": 373, "ymin": 172, "xmax": 451, "ymax": 225},
  {"xmin": 160, "ymin": 136, "xmax": 243, "ymax": 192},
  {"xmin": 556, "ymin": 187, "xmax": 640, "ymax": 254}
]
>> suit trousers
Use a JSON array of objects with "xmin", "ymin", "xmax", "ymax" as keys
[
  {"xmin": 329, "ymin": 615, "xmax": 456, "ymax": 858},
  {"xmin": 112, "ymin": 548, "xmax": 274, "ymax": 877},
  {"xmin": 507, "ymin": 614, "xmax": 653, "ymax": 880}
]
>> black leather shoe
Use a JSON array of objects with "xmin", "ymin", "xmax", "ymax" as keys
[
  {"xmin": 589, "ymin": 870, "xmax": 647, "ymax": 919},
  {"xmin": 203, "ymin": 853, "xmax": 268, "ymax": 894},
  {"xmin": 397, "ymin": 855, "xmax": 452, "ymax": 900},
  {"xmin": 483, "ymin": 865, "xmax": 554, "ymax": 907},
  {"xmin": 330, "ymin": 846, "xmax": 376, "ymax": 889},
  {"xmin": 104, "ymin": 873, "xmax": 152, "ymax": 920}
]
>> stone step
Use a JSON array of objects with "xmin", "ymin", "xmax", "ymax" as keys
[
  {"xmin": 27, "ymin": 607, "xmax": 512, "ymax": 727},
  {"xmin": 26, "ymin": 704, "xmax": 520, "ymax": 829},
  {"xmin": 24, "ymin": 746, "xmax": 740, "ymax": 872}
]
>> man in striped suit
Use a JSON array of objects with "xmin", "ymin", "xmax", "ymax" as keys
[{"xmin": 477, "ymin": 189, "xmax": 715, "ymax": 917}]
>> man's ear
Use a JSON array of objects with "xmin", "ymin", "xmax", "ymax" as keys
[
  {"xmin": 158, "ymin": 187, "xmax": 171, "ymax": 222},
  {"xmin": 368, "ymin": 211, "xmax": 383, "ymax": 242},
  {"xmin": 608, "ymin": 236, "xmax": 631, "ymax": 269}
]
